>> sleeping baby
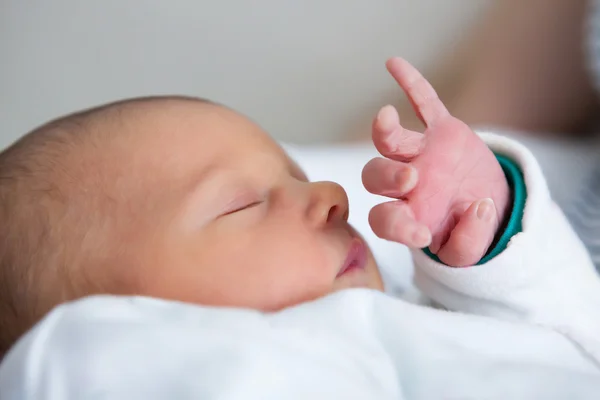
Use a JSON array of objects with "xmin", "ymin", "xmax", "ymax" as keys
[{"xmin": 1, "ymin": 59, "xmax": 600, "ymax": 397}]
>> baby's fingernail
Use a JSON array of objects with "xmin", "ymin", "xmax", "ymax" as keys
[
  {"xmin": 476, "ymin": 198, "xmax": 495, "ymax": 222},
  {"xmin": 395, "ymin": 167, "xmax": 416, "ymax": 188},
  {"xmin": 412, "ymin": 226, "xmax": 431, "ymax": 248},
  {"xmin": 377, "ymin": 105, "xmax": 399, "ymax": 132}
]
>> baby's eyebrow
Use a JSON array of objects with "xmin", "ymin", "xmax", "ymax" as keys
[
  {"xmin": 181, "ymin": 164, "xmax": 223, "ymax": 207},
  {"xmin": 180, "ymin": 168, "xmax": 242, "ymax": 231},
  {"xmin": 187, "ymin": 163, "xmax": 219, "ymax": 193}
]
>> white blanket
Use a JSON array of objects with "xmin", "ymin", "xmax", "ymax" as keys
[
  {"xmin": 1, "ymin": 292, "xmax": 599, "ymax": 399},
  {"xmin": 1, "ymin": 133, "xmax": 600, "ymax": 399}
]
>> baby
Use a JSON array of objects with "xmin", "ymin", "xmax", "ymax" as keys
[{"xmin": 0, "ymin": 58, "xmax": 596, "ymax": 374}]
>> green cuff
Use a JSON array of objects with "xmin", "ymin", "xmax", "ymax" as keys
[{"xmin": 422, "ymin": 154, "xmax": 527, "ymax": 265}]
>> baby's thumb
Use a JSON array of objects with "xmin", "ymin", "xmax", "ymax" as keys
[{"xmin": 437, "ymin": 198, "xmax": 498, "ymax": 267}]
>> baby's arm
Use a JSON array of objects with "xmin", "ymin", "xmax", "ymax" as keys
[
  {"xmin": 364, "ymin": 58, "xmax": 600, "ymax": 363},
  {"xmin": 412, "ymin": 133, "xmax": 600, "ymax": 363}
]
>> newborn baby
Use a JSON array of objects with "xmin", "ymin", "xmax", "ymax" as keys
[
  {"xmin": 0, "ymin": 95, "xmax": 380, "ymax": 355},
  {"xmin": 2, "ymin": 59, "xmax": 600, "ymax": 398},
  {"xmin": 0, "ymin": 59, "xmax": 589, "ymax": 366}
]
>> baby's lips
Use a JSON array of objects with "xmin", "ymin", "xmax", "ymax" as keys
[{"xmin": 336, "ymin": 237, "xmax": 368, "ymax": 277}]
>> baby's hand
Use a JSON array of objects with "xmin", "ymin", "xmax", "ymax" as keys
[{"xmin": 362, "ymin": 58, "xmax": 510, "ymax": 267}]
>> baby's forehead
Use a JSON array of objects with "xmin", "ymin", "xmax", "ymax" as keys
[
  {"xmin": 64, "ymin": 100, "xmax": 307, "ymax": 194},
  {"xmin": 106, "ymin": 100, "xmax": 274, "ymax": 159},
  {"xmin": 114, "ymin": 100, "xmax": 306, "ymax": 190}
]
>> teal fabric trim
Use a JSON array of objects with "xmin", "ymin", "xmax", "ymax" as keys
[{"xmin": 422, "ymin": 154, "xmax": 527, "ymax": 265}]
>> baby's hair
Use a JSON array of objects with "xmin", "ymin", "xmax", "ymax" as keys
[{"xmin": 0, "ymin": 95, "xmax": 211, "ymax": 358}]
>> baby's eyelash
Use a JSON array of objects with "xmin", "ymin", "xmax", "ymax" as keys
[{"xmin": 222, "ymin": 200, "xmax": 263, "ymax": 216}]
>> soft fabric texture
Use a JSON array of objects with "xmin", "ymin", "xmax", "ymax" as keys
[
  {"xmin": 1, "ymin": 133, "xmax": 600, "ymax": 399},
  {"xmin": 1, "ymin": 293, "xmax": 599, "ymax": 400}
]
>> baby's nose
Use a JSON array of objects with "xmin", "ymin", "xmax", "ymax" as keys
[{"xmin": 306, "ymin": 181, "xmax": 349, "ymax": 227}]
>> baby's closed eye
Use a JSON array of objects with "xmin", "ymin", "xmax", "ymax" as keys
[
  {"xmin": 222, "ymin": 200, "xmax": 263, "ymax": 216},
  {"xmin": 220, "ymin": 190, "xmax": 265, "ymax": 217}
]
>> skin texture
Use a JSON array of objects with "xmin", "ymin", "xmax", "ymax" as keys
[
  {"xmin": 362, "ymin": 58, "xmax": 510, "ymax": 267},
  {"xmin": 96, "ymin": 100, "xmax": 385, "ymax": 311},
  {"xmin": 0, "ymin": 98, "xmax": 387, "ymax": 357}
]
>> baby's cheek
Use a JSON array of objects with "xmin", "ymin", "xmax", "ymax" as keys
[
  {"xmin": 273, "ymin": 243, "xmax": 331, "ymax": 285},
  {"xmin": 269, "ymin": 249, "xmax": 333, "ymax": 306},
  {"xmin": 254, "ymin": 220, "xmax": 335, "ymax": 305}
]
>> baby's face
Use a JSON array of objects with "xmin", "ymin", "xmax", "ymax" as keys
[{"xmin": 112, "ymin": 101, "xmax": 383, "ymax": 311}]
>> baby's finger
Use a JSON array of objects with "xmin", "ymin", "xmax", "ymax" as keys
[
  {"xmin": 436, "ymin": 199, "xmax": 498, "ymax": 267},
  {"xmin": 369, "ymin": 200, "xmax": 431, "ymax": 248},
  {"xmin": 373, "ymin": 105, "xmax": 424, "ymax": 161},
  {"xmin": 386, "ymin": 57, "xmax": 450, "ymax": 128},
  {"xmin": 362, "ymin": 157, "xmax": 418, "ymax": 198}
]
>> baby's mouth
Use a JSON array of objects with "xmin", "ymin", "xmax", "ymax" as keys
[{"xmin": 336, "ymin": 238, "xmax": 368, "ymax": 277}]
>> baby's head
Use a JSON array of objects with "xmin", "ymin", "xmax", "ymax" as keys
[{"xmin": 0, "ymin": 96, "xmax": 383, "ymax": 356}]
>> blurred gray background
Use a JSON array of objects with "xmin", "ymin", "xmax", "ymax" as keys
[{"xmin": 1, "ymin": 0, "xmax": 491, "ymax": 147}]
